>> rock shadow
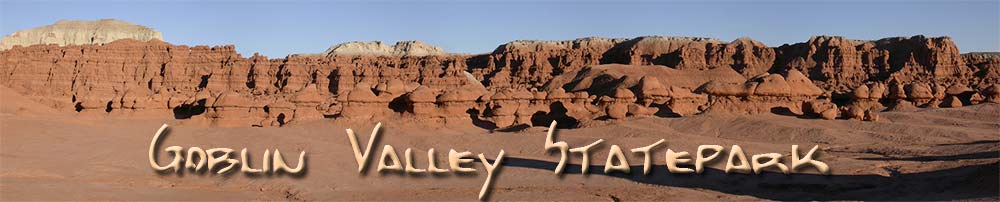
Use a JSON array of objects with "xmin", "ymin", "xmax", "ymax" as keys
[
  {"xmin": 467, "ymin": 108, "xmax": 497, "ymax": 130},
  {"xmin": 530, "ymin": 102, "xmax": 580, "ymax": 128},
  {"xmin": 496, "ymin": 157, "xmax": 999, "ymax": 201},
  {"xmin": 856, "ymin": 151, "xmax": 999, "ymax": 162},
  {"xmin": 172, "ymin": 99, "xmax": 207, "ymax": 119}
]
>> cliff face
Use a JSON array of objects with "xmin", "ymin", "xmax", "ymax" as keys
[
  {"xmin": 469, "ymin": 37, "xmax": 627, "ymax": 89},
  {"xmin": 616, "ymin": 36, "xmax": 776, "ymax": 77},
  {"xmin": 323, "ymin": 41, "xmax": 447, "ymax": 57},
  {"xmin": 1, "ymin": 34, "xmax": 997, "ymax": 128},
  {"xmin": 0, "ymin": 19, "xmax": 163, "ymax": 51},
  {"xmin": 773, "ymin": 35, "xmax": 980, "ymax": 92},
  {"xmin": 962, "ymin": 52, "xmax": 1000, "ymax": 85},
  {"xmin": 467, "ymin": 36, "xmax": 780, "ymax": 90}
]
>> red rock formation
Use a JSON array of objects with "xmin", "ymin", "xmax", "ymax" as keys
[
  {"xmin": 610, "ymin": 36, "xmax": 775, "ymax": 77},
  {"xmin": 963, "ymin": 52, "xmax": 1000, "ymax": 86},
  {"xmin": 469, "ymin": 37, "xmax": 625, "ymax": 90},
  {"xmin": 1, "ymin": 34, "xmax": 997, "ymax": 128},
  {"xmin": 773, "ymin": 35, "xmax": 975, "ymax": 93},
  {"xmin": 702, "ymin": 70, "xmax": 825, "ymax": 115}
]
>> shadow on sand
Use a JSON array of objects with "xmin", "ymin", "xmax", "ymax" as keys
[{"xmin": 492, "ymin": 157, "xmax": 999, "ymax": 200}]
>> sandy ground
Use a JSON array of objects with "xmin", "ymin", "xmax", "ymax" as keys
[{"xmin": 1, "ymin": 88, "xmax": 998, "ymax": 201}]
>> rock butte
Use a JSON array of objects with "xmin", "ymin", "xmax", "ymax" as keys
[
  {"xmin": 0, "ymin": 19, "xmax": 998, "ymax": 128},
  {"xmin": 0, "ymin": 19, "xmax": 162, "ymax": 51},
  {"xmin": 323, "ymin": 41, "xmax": 447, "ymax": 57}
]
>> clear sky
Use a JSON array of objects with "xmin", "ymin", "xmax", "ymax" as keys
[{"xmin": 2, "ymin": 0, "xmax": 998, "ymax": 57}]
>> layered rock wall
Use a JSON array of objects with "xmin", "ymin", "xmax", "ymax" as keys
[
  {"xmin": 1, "ymin": 35, "xmax": 997, "ymax": 128},
  {"xmin": 0, "ymin": 19, "xmax": 163, "ymax": 50}
]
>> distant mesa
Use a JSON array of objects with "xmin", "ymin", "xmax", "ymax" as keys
[
  {"xmin": 0, "ymin": 19, "xmax": 163, "ymax": 50},
  {"xmin": 323, "ymin": 40, "xmax": 447, "ymax": 57}
]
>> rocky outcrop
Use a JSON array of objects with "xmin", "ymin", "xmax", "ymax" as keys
[
  {"xmin": 469, "ymin": 37, "xmax": 626, "ymax": 89},
  {"xmin": 701, "ymin": 70, "xmax": 824, "ymax": 115},
  {"xmin": 963, "ymin": 52, "xmax": 1000, "ymax": 85},
  {"xmin": 1, "ymin": 19, "xmax": 162, "ymax": 50},
  {"xmin": 773, "ymin": 35, "xmax": 974, "ymax": 93},
  {"xmin": 608, "ymin": 36, "xmax": 775, "ymax": 77},
  {"xmin": 471, "ymin": 36, "xmax": 779, "ymax": 89},
  {"xmin": 803, "ymin": 100, "xmax": 838, "ymax": 120},
  {"xmin": 323, "ymin": 41, "xmax": 446, "ymax": 57}
]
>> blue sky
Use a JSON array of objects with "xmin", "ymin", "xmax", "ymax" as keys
[{"xmin": 2, "ymin": 0, "xmax": 998, "ymax": 57}]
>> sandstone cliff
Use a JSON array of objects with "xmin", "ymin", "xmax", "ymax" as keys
[
  {"xmin": 0, "ymin": 19, "xmax": 163, "ymax": 51},
  {"xmin": 1, "ymin": 32, "xmax": 996, "ymax": 128},
  {"xmin": 323, "ymin": 41, "xmax": 446, "ymax": 57},
  {"xmin": 773, "ymin": 35, "xmax": 977, "ymax": 93}
]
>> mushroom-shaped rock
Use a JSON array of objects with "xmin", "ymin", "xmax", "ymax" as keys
[
  {"xmin": 945, "ymin": 84, "xmax": 973, "ymax": 96},
  {"xmin": 803, "ymin": 100, "xmax": 837, "ymax": 115},
  {"xmin": 905, "ymin": 83, "xmax": 934, "ymax": 99},
  {"xmin": 753, "ymin": 74, "xmax": 791, "ymax": 96},
  {"xmin": 703, "ymin": 81, "xmax": 756, "ymax": 96},
  {"xmin": 845, "ymin": 105, "xmax": 866, "ymax": 120},
  {"xmin": 888, "ymin": 84, "xmax": 908, "ymax": 99},
  {"xmin": 886, "ymin": 99, "xmax": 918, "ymax": 112},
  {"xmin": 941, "ymin": 96, "xmax": 962, "ymax": 108},
  {"xmin": 970, "ymin": 93, "xmax": 984, "ymax": 104},
  {"xmin": 932, "ymin": 85, "xmax": 947, "ymax": 100},
  {"xmin": 437, "ymin": 89, "xmax": 480, "ymax": 117},
  {"xmin": 607, "ymin": 103, "xmax": 628, "ymax": 119},
  {"xmin": 785, "ymin": 70, "xmax": 823, "ymax": 96},
  {"xmin": 852, "ymin": 85, "xmax": 871, "ymax": 99},
  {"xmin": 820, "ymin": 108, "xmax": 838, "ymax": 120},
  {"xmin": 984, "ymin": 84, "xmax": 1000, "ymax": 103},
  {"xmin": 863, "ymin": 109, "xmax": 879, "ymax": 122},
  {"xmin": 869, "ymin": 83, "xmax": 887, "ymax": 99},
  {"xmin": 667, "ymin": 86, "xmax": 705, "ymax": 116},
  {"xmin": 488, "ymin": 90, "xmax": 517, "ymax": 118},
  {"xmin": 407, "ymin": 86, "xmax": 440, "ymax": 116},
  {"xmin": 627, "ymin": 103, "xmax": 658, "ymax": 117},
  {"xmin": 670, "ymin": 86, "xmax": 702, "ymax": 99},
  {"xmin": 408, "ymin": 86, "xmax": 439, "ymax": 103},
  {"xmin": 637, "ymin": 76, "xmax": 670, "ymax": 98}
]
